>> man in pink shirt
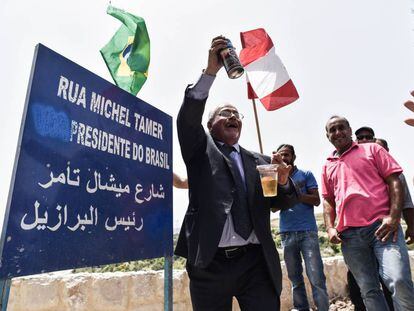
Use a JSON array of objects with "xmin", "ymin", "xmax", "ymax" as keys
[{"xmin": 322, "ymin": 116, "xmax": 414, "ymax": 311}]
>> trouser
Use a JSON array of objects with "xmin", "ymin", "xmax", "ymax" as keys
[
  {"xmin": 281, "ymin": 230, "xmax": 329, "ymax": 311},
  {"xmin": 348, "ymin": 269, "xmax": 394, "ymax": 311},
  {"xmin": 341, "ymin": 221, "xmax": 414, "ymax": 311},
  {"xmin": 186, "ymin": 244, "xmax": 280, "ymax": 311}
]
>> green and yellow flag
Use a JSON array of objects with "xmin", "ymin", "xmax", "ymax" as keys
[{"xmin": 100, "ymin": 5, "xmax": 150, "ymax": 95}]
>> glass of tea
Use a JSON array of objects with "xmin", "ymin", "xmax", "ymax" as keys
[{"xmin": 257, "ymin": 164, "xmax": 279, "ymax": 197}]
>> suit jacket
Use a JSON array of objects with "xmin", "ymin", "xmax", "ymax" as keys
[{"xmin": 175, "ymin": 90, "xmax": 298, "ymax": 295}]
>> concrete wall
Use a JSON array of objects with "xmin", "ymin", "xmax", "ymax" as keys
[{"xmin": 7, "ymin": 252, "xmax": 414, "ymax": 311}]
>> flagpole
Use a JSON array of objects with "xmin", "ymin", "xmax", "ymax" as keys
[{"xmin": 251, "ymin": 98, "xmax": 264, "ymax": 154}]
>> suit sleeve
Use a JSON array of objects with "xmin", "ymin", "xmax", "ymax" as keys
[{"xmin": 177, "ymin": 87, "xmax": 208, "ymax": 164}]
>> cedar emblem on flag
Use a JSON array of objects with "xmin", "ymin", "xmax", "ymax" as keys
[{"xmin": 240, "ymin": 28, "xmax": 299, "ymax": 111}]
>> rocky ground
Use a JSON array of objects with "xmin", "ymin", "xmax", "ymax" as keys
[
  {"xmin": 298, "ymin": 297, "xmax": 353, "ymax": 311},
  {"xmin": 329, "ymin": 297, "xmax": 354, "ymax": 311}
]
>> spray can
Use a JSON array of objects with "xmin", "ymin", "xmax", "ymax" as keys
[{"xmin": 220, "ymin": 39, "xmax": 244, "ymax": 79}]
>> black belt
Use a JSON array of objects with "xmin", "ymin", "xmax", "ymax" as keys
[{"xmin": 217, "ymin": 244, "xmax": 258, "ymax": 259}]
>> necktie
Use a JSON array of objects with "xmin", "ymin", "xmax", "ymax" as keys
[{"xmin": 221, "ymin": 144, "xmax": 253, "ymax": 239}]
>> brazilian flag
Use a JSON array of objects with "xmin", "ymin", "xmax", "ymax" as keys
[{"xmin": 100, "ymin": 5, "xmax": 150, "ymax": 95}]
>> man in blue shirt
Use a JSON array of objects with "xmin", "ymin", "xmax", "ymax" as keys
[{"xmin": 276, "ymin": 144, "xmax": 329, "ymax": 311}]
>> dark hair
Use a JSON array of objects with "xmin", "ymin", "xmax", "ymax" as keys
[
  {"xmin": 276, "ymin": 144, "xmax": 295, "ymax": 156},
  {"xmin": 325, "ymin": 115, "xmax": 350, "ymax": 131}
]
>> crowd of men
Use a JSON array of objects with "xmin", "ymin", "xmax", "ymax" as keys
[{"xmin": 173, "ymin": 36, "xmax": 414, "ymax": 311}]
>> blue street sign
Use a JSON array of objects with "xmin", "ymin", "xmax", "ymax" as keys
[{"xmin": 0, "ymin": 44, "xmax": 173, "ymax": 278}]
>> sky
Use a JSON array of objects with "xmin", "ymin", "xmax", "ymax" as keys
[{"xmin": 1, "ymin": 0, "xmax": 414, "ymax": 231}]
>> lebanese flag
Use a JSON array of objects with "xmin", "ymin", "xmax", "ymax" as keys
[{"xmin": 240, "ymin": 28, "xmax": 299, "ymax": 111}]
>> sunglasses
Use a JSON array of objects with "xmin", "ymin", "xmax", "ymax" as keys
[
  {"xmin": 357, "ymin": 135, "xmax": 374, "ymax": 141},
  {"xmin": 218, "ymin": 110, "xmax": 244, "ymax": 120}
]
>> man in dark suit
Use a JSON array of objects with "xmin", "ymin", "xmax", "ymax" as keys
[{"xmin": 175, "ymin": 36, "xmax": 298, "ymax": 310}]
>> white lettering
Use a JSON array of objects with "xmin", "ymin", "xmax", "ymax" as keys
[{"xmin": 57, "ymin": 76, "xmax": 69, "ymax": 100}]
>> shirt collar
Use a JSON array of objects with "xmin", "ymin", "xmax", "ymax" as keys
[
  {"xmin": 327, "ymin": 142, "xmax": 358, "ymax": 160},
  {"xmin": 217, "ymin": 141, "xmax": 240, "ymax": 153}
]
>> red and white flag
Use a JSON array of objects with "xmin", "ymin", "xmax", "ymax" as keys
[{"xmin": 240, "ymin": 28, "xmax": 299, "ymax": 111}]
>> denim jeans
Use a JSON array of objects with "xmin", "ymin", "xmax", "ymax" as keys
[
  {"xmin": 281, "ymin": 231, "xmax": 329, "ymax": 311},
  {"xmin": 341, "ymin": 221, "xmax": 414, "ymax": 311}
]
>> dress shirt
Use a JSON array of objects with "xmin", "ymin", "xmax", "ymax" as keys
[
  {"xmin": 188, "ymin": 73, "xmax": 216, "ymax": 100},
  {"xmin": 188, "ymin": 73, "xmax": 260, "ymax": 247}
]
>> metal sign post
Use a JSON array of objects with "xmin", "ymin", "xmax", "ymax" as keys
[
  {"xmin": 164, "ymin": 255, "xmax": 173, "ymax": 311},
  {"xmin": 0, "ymin": 279, "xmax": 11, "ymax": 311}
]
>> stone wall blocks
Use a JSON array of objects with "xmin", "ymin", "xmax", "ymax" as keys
[
  {"xmin": 6, "ymin": 251, "xmax": 414, "ymax": 310},
  {"xmin": 90, "ymin": 272, "xmax": 129, "ymax": 311}
]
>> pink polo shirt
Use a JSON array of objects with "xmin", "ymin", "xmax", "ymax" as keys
[{"xmin": 321, "ymin": 142, "xmax": 402, "ymax": 232}]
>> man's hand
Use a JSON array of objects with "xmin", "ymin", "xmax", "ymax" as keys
[
  {"xmin": 402, "ymin": 208, "xmax": 414, "ymax": 244},
  {"xmin": 405, "ymin": 227, "xmax": 414, "ymax": 245},
  {"xmin": 404, "ymin": 90, "xmax": 414, "ymax": 127},
  {"xmin": 204, "ymin": 36, "xmax": 227, "ymax": 76},
  {"xmin": 271, "ymin": 153, "xmax": 292, "ymax": 185},
  {"xmin": 327, "ymin": 227, "xmax": 342, "ymax": 244},
  {"xmin": 374, "ymin": 216, "xmax": 399, "ymax": 242}
]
